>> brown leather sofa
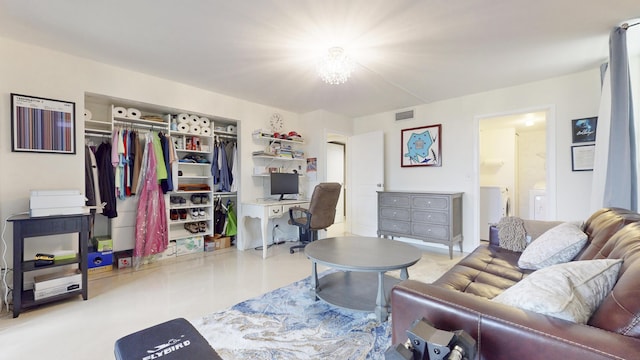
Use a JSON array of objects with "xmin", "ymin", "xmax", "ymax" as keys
[{"xmin": 390, "ymin": 208, "xmax": 640, "ymax": 359}]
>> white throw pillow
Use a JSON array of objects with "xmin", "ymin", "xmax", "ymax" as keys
[
  {"xmin": 518, "ymin": 222, "xmax": 587, "ymax": 270},
  {"xmin": 492, "ymin": 259, "xmax": 622, "ymax": 324}
]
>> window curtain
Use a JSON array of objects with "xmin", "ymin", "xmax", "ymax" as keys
[{"xmin": 591, "ymin": 25, "xmax": 638, "ymax": 212}]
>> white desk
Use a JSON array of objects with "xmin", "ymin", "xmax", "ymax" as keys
[{"xmin": 242, "ymin": 199, "xmax": 310, "ymax": 259}]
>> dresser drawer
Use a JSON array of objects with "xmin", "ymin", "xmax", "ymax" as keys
[
  {"xmin": 379, "ymin": 207, "xmax": 411, "ymax": 221},
  {"xmin": 412, "ymin": 210, "xmax": 449, "ymax": 225},
  {"xmin": 379, "ymin": 219, "xmax": 411, "ymax": 234},
  {"xmin": 412, "ymin": 196, "xmax": 449, "ymax": 210},
  {"xmin": 379, "ymin": 193, "xmax": 411, "ymax": 208},
  {"xmin": 411, "ymin": 223, "xmax": 449, "ymax": 240}
]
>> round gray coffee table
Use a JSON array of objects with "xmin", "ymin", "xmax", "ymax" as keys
[{"xmin": 304, "ymin": 236, "xmax": 421, "ymax": 321}]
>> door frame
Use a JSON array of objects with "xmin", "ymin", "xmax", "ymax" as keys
[
  {"xmin": 323, "ymin": 129, "xmax": 349, "ymax": 229},
  {"xmin": 473, "ymin": 105, "xmax": 557, "ymax": 246}
]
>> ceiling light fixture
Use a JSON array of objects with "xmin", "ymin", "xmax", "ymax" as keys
[{"xmin": 317, "ymin": 47, "xmax": 354, "ymax": 85}]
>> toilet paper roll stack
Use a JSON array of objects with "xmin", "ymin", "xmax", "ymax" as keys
[
  {"xmin": 127, "ymin": 108, "xmax": 141, "ymax": 119},
  {"xmin": 177, "ymin": 113, "xmax": 190, "ymax": 123},
  {"xmin": 114, "ymin": 106, "xmax": 127, "ymax": 117},
  {"xmin": 178, "ymin": 122, "xmax": 190, "ymax": 133},
  {"xmin": 84, "ymin": 109, "xmax": 93, "ymax": 121},
  {"xmin": 189, "ymin": 125, "xmax": 201, "ymax": 135},
  {"xmin": 201, "ymin": 127, "xmax": 211, "ymax": 136}
]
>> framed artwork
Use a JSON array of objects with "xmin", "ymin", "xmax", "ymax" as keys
[
  {"xmin": 11, "ymin": 93, "xmax": 76, "ymax": 154},
  {"xmin": 571, "ymin": 117, "xmax": 597, "ymax": 143},
  {"xmin": 571, "ymin": 144, "xmax": 595, "ymax": 171},
  {"xmin": 401, "ymin": 124, "xmax": 441, "ymax": 167}
]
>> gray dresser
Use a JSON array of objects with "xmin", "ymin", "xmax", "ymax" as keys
[{"xmin": 377, "ymin": 191, "xmax": 463, "ymax": 259}]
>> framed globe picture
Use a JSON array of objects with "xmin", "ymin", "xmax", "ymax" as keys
[{"xmin": 401, "ymin": 124, "xmax": 442, "ymax": 167}]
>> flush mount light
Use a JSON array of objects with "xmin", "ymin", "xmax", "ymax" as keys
[{"xmin": 317, "ymin": 47, "xmax": 355, "ymax": 85}]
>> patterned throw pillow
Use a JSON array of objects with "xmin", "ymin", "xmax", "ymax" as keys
[
  {"xmin": 518, "ymin": 222, "xmax": 587, "ymax": 270},
  {"xmin": 492, "ymin": 259, "xmax": 622, "ymax": 324}
]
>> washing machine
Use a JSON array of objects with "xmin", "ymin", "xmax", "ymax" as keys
[{"xmin": 479, "ymin": 186, "xmax": 510, "ymax": 240}]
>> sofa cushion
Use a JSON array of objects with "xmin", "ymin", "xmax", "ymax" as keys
[
  {"xmin": 518, "ymin": 222, "xmax": 587, "ymax": 270},
  {"xmin": 492, "ymin": 259, "xmax": 622, "ymax": 324},
  {"xmin": 433, "ymin": 244, "xmax": 530, "ymax": 299}
]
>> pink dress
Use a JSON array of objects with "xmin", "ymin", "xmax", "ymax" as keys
[{"xmin": 134, "ymin": 137, "xmax": 168, "ymax": 264}]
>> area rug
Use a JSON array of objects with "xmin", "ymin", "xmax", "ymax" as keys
[
  {"xmin": 193, "ymin": 272, "xmax": 390, "ymax": 359},
  {"xmin": 192, "ymin": 252, "xmax": 460, "ymax": 359}
]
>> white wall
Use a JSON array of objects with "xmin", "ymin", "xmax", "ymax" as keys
[
  {"xmin": 353, "ymin": 69, "xmax": 601, "ymax": 252},
  {"xmin": 0, "ymin": 36, "xmax": 314, "ymax": 266}
]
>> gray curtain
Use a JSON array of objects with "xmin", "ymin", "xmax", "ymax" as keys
[{"xmin": 604, "ymin": 26, "xmax": 637, "ymax": 211}]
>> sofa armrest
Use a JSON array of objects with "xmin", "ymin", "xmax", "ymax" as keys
[{"xmin": 391, "ymin": 280, "xmax": 640, "ymax": 360}]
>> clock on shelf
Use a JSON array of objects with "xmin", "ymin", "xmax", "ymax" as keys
[{"xmin": 270, "ymin": 113, "xmax": 284, "ymax": 133}]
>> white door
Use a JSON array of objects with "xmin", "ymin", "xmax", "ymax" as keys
[
  {"xmin": 327, "ymin": 142, "xmax": 345, "ymax": 223},
  {"xmin": 347, "ymin": 130, "xmax": 384, "ymax": 236}
]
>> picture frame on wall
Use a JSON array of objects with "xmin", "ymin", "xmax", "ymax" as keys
[
  {"xmin": 401, "ymin": 124, "xmax": 442, "ymax": 167},
  {"xmin": 571, "ymin": 144, "xmax": 595, "ymax": 171},
  {"xmin": 571, "ymin": 117, "xmax": 597, "ymax": 143},
  {"xmin": 11, "ymin": 93, "xmax": 76, "ymax": 154}
]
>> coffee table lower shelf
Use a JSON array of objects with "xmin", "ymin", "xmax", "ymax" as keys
[{"xmin": 315, "ymin": 271, "xmax": 401, "ymax": 313}]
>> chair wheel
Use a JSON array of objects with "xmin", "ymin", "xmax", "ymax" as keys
[{"xmin": 290, "ymin": 249, "xmax": 295, "ymax": 254}]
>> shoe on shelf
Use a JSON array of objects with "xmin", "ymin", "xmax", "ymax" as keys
[
  {"xmin": 198, "ymin": 221, "xmax": 207, "ymax": 233},
  {"xmin": 170, "ymin": 209, "xmax": 179, "ymax": 221},
  {"xmin": 184, "ymin": 222, "xmax": 199, "ymax": 234},
  {"xmin": 198, "ymin": 208, "xmax": 206, "ymax": 217},
  {"xmin": 200, "ymin": 194, "xmax": 209, "ymax": 204},
  {"xmin": 178, "ymin": 209, "xmax": 188, "ymax": 220},
  {"xmin": 189, "ymin": 208, "xmax": 199, "ymax": 219},
  {"xmin": 190, "ymin": 194, "xmax": 201, "ymax": 204},
  {"xmin": 170, "ymin": 196, "xmax": 180, "ymax": 204}
]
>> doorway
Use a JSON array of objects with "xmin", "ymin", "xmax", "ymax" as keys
[
  {"xmin": 326, "ymin": 133, "xmax": 347, "ymax": 236},
  {"xmin": 476, "ymin": 108, "xmax": 556, "ymax": 242}
]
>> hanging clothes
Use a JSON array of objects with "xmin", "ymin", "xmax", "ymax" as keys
[
  {"xmin": 131, "ymin": 131, "xmax": 143, "ymax": 195},
  {"xmin": 84, "ymin": 145, "xmax": 102, "ymax": 214},
  {"xmin": 230, "ymin": 143, "xmax": 238, "ymax": 192},
  {"xmin": 224, "ymin": 200, "xmax": 237, "ymax": 236},
  {"xmin": 211, "ymin": 138, "xmax": 220, "ymax": 184},
  {"xmin": 95, "ymin": 141, "xmax": 117, "ymax": 218},
  {"xmin": 214, "ymin": 197, "xmax": 226, "ymax": 234},
  {"xmin": 159, "ymin": 132, "xmax": 173, "ymax": 193},
  {"xmin": 218, "ymin": 141, "xmax": 231, "ymax": 192},
  {"xmin": 134, "ymin": 132, "xmax": 168, "ymax": 268}
]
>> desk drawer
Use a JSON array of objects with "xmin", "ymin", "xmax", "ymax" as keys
[
  {"xmin": 379, "ymin": 219, "xmax": 411, "ymax": 234},
  {"xmin": 412, "ymin": 210, "xmax": 448, "ymax": 225},
  {"xmin": 412, "ymin": 195, "xmax": 449, "ymax": 210},
  {"xmin": 411, "ymin": 223, "xmax": 449, "ymax": 240},
  {"xmin": 268, "ymin": 205, "xmax": 284, "ymax": 218},
  {"xmin": 379, "ymin": 207, "xmax": 411, "ymax": 221}
]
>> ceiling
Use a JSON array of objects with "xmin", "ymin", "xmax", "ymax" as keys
[{"xmin": 1, "ymin": 1, "xmax": 639, "ymax": 118}]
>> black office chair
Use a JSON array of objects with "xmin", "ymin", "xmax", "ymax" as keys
[{"xmin": 289, "ymin": 182, "xmax": 342, "ymax": 254}]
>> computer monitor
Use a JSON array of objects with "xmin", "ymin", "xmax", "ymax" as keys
[{"xmin": 270, "ymin": 172, "xmax": 299, "ymax": 201}]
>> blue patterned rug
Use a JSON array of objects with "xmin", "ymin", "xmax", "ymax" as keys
[{"xmin": 192, "ymin": 273, "xmax": 391, "ymax": 359}]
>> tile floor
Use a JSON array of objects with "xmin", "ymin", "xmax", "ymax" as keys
[{"xmin": 0, "ymin": 227, "xmax": 464, "ymax": 360}]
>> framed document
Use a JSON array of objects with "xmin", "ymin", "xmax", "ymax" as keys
[{"xmin": 571, "ymin": 144, "xmax": 595, "ymax": 171}]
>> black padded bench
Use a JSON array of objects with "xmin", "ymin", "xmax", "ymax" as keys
[{"xmin": 114, "ymin": 318, "xmax": 222, "ymax": 360}]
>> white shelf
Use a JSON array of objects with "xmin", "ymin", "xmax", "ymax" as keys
[
  {"xmin": 170, "ymin": 131, "xmax": 213, "ymax": 138},
  {"xmin": 252, "ymin": 155, "xmax": 305, "ymax": 161},
  {"xmin": 113, "ymin": 116, "xmax": 169, "ymax": 129},
  {"xmin": 253, "ymin": 133, "xmax": 305, "ymax": 145},
  {"xmin": 169, "ymin": 228, "xmax": 211, "ymax": 241}
]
